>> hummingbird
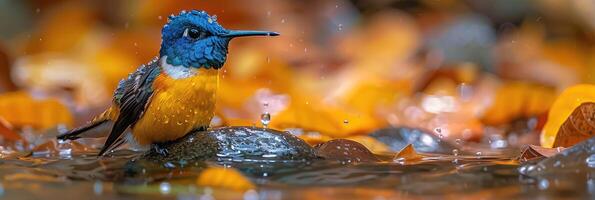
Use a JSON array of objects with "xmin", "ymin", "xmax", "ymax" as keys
[{"xmin": 57, "ymin": 10, "xmax": 279, "ymax": 156}]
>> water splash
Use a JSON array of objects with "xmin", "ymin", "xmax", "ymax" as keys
[{"xmin": 260, "ymin": 112, "xmax": 271, "ymax": 128}]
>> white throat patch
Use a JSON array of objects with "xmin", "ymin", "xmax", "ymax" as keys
[{"xmin": 160, "ymin": 56, "xmax": 198, "ymax": 79}]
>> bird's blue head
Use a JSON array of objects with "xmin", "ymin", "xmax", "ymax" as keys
[{"xmin": 159, "ymin": 10, "xmax": 278, "ymax": 69}]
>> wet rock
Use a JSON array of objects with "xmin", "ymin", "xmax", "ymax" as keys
[
  {"xmin": 519, "ymin": 136, "xmax": 595, "ymax": 177},
  {"xmin": 369, "ymin": 127, "xmax": 455, "ymax": 153},
  {"xmin": 143, "ymin": 126, "xmax": 317, "ymax": 162},
  {"xmin": 315, "ymin": 139, "xmax": 380, "ymax": 162}
]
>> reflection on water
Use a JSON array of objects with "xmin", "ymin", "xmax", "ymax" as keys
[{"xmin": 0, "ymin": 148, "xmax": 593, "ymax": 199}]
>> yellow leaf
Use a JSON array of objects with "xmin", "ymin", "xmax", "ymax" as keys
[
  {"xmin": 541, "ymin": 84, "xmax": 595, "ymax": 147},
  {"xmin": 196, "ymin": 167, "xmax": 255, "ymax": 191}
]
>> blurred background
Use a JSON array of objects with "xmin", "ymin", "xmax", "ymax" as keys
[{"xmin": 0, "ymin": 0, "xmax": 594, "ymax": 150}]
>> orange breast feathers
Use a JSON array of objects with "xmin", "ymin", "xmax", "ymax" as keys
[{"xmin": 132, "ymin": 68, "xmax": 219, "ymax": 145}]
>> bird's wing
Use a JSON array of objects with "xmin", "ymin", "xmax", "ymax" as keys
[{"xmin": 99, "ymin": 59, "xmax": 161, "ymax": 156}]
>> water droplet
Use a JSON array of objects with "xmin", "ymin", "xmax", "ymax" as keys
[
  {"xmin": 338, "ymin": 24, "xmax": 343, "ymax": 31},
  {"xmin": 93, "ymin": 181, "xmax": 103, "ymax": 195},
  {"xmin": 586, "ymin": 154, "xmax": 595, "ymax": 168},
  {"xmin": 260, "ymin": 112, "xmax": 271, "ymax": 128},
  {"xmin": 244, "ymin": 189, "xmax": 259, "ymax": 200},
  {"xmin": 281, "ymin": 19, "xmax": 285, "ymax": 23},
  {"xmin": 159, "ymin": 182, "xmax": 171, "ymax": 194},
  {"xmin": 343, "ymin": 119, "xmax": 349, "ymax": 124},
  {"xmin": 134, "ymin": 42, "xmax": 138, "ymax": 47},
  {"xmin": 538, "ymin": 179, "xmax": 549, "ymax": 190},
  {"xmin": 452, "ymin": 149, "xmax": 459, "ymax": 156},
  {"xmin": 435, "ymin": 128, "xmax": 443, "ymax": 138}
]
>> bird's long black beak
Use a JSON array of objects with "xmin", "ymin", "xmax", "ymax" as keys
[{"xmin": 222, "ymin": 30, "xmax": 280, "ymax": 38}]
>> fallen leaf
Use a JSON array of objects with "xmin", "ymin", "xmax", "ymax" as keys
[
  {"xmin": 297, "ymin": 132, "xmax": 333, "ymax": 146},
  {"xmin": 314, "ymin": 139, "xmax": 380, "ymax": 162},
  {"xmin": 517, "ymin": 145, "xmax": 564, "ymax": 162},
  {"xmin": 196, "ymin": 166, "xmax": 255, "ymax": 191},
  {"xmin": 270, "ymin": 99, "xmax": 380, "ymax": 138},
  {"xmin": 345, "ymin": 135, "xmax": 391, "ymax": 154},
  {"xmin": 0, "ymin": 117, "xmax": 22, "ymax": 142},
  {"xmin": 541, "ymin": 84, "xmax": 595, "ymax": 147},
  {"xmin": 482, "ymin": 81, "xmax": 556, "ymax": 125},
  {"xmin": 394, "ymin": 144, "xmax": 423, "ymax": 161},
  {"xmin": 553, "ymin": 102, "xmax": 595, "ymax": 147},
  {"xmin": 0, "ymin": 91, "xmax": 73, "ymax": 130}
]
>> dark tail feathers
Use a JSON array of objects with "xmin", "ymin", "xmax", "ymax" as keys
[{"xmin": 57, "ymin": 120, "xmax": 108, "ymax": 140}]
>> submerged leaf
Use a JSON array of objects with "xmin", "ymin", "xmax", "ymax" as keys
[
  {"xmin": 196, "ymin": 166, "xmax": 255, "ymax": 191},
  {"xmin": 517, "ymin": 145, "xmax": 564, "ymax": 162},
  {"xmin": 4, "ymin": 173, "xmax": 67, "ymax": 183},
  {"xmin": 394, "ymin": 144, "xmax": 423, "ymax": 161},
  {"xmin": 30, "ymin": 140, "xmax": 93, "ymax": 156},
  {"xmin": 345, "ymin": 135, "xmax": 391, "ymax": 154},
  {"xmin": 314, "ymin": 139, "xmax": 380, "ymax": 162},
  {"xmin": 553, "ymin": 102, "xmax": 595, "ymax": 147}
]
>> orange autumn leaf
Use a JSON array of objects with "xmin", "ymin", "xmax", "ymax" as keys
[
  {"xmin": 345, "ymin": 135, "xmax": 391, "ymax": 154},
  {"xmin": 196, "ymin": 166, "xmax": 255, "ymax": 191},
  {"xmin": 298, "ymin": 133, "xmax": 333, "ymax": 146},
  {"xmin": 338, "ymin": 79, "xmax": 411, "ymax": 116},
  {"xmin": 517, "ymin": 145, "xmax": 564, "ymax": 162},
  {"xmin": 553, "ymin": 102, "xmax": 595, "ymax": 147},
  {"xmin": 0, "ymin": 91, "xmax": 73, "ymax": 130},
  {"xmin": 314, "ymin": 139, "xmax": 380, "ymax": 162},
  {"xmin": 482, "ymin": 81, "xmax": 556, "ymax": 125},
  {"xmin": 394, "ymin": 144, "xmax": 423, "ymax": 161},
  {"xmin": 269, "ymin": 100, "xmax": 380, "ymax": 138},
  {"xmin": 0, "ymin": 117, "xmax": 22, "ymax": 142},
  {"xmin": 541, "ymin": 84, "xmax": 595, "ymax": 147}
]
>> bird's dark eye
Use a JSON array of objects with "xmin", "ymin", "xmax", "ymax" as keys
[{"xmin": 183, "ymin": 28, "xmax": 207, "ymax": 39}]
